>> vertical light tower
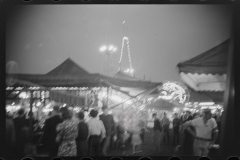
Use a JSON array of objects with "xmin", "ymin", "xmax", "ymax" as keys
[{"xmin": 100, "ymin": 45, "xmax": 117, "ymax": 76}]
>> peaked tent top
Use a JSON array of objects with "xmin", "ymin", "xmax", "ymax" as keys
[
  {"xmin": 46, "ymin": 58, "xmax": 91, "ymax": 77},
  {"xmin": 177, "ymin": 39, "xmax": 230, "ymax": 75},
  {"xmin": 8, "ymin": 58, "xmax": 162, "ymax": 89}
]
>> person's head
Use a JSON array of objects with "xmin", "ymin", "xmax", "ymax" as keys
[
  {"xmin": 52, "ymin": 105, "xmax": 60, "ymax": 114},
  {"xmin": 102, "ymin": 105, "xmax": 109, "ymax": 115},
  {"xmin": 193, "ymin": 112, "xmax": 199, "ymax": 119},
  {"xmin": 48, "ymin": 111, "xmax": 52, "ymax": 117},
  {"xmin": 77, "ymin": 111, "xmax": 85, "ymax": 121},
  {"xmin": 174, "ymin": 113, "xmax": 178, "ymax": 118},
  {"xmin": 18, "ymin": 108, "xmax": 25, "ymax": 117},
  {"xmin": 89, "ymin": 109, "xmax": 98, "ymax": 118},
  {"xmin": 163, "ymin": 112, "xmax": 167, "ymax": 117},
  {"xmin": 203, "ymin": 109, "xmax": 212, "ymax": 120},
  {"xmin": 152, "ymin": 113, "xmax": 157, "ymax": 118},
  {"xmin": 60, "ymin": 107, "xmax": 72, "ymax": 120},
  {"xmin": 186, "ymin": 111, "xmax": 191, "ymax": 116}
]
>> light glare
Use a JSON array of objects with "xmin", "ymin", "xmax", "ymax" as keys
[{"xmin": 109, "ymin": 46, "xmax": 113, "ymax": 51}]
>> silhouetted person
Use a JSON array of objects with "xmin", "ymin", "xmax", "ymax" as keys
[
  {"xmin": 172, "ymin": 113, "xmax": 181, "ymax": 146},
  {"xmin": 162, "ymin": 112, "xmax": 170, "ymax": 144},
  {"xmin": 152, "ymin": 113, "xmax": 162, "ymax": 152},
  {"xmin": 76, "ymin": 111, "xmax": 89, "ymax": 156},
  {"xmin": 13, "ymin": 108, "xmax": 28, "ymax": 158},
  {"xmin": 6, "ymin": 113, "xmax": 16, "ymax": 159},
  {"xmin": 42, "ymin": 105, "xmax": 62, "ymax": 157},
  {"xmin": 99, "ymin": 106, "xmax": 115, "ymax": 156},
  {"xmin": 182, "ymin": 110, "xmax": 194, "ymax": 155}
]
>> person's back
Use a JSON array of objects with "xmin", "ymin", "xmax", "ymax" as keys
[
  {"xmin": 153, "ymin": 118, "xmax": 162, "ymax": 131},
  {"xmin": 162, "ymin": 113, "xmax": 170, "ymax": 144},
  {"xmin": 14, "ymin": 116, "xmax": 27, "ymax": 134},
  {"xmin": 13, "ymin": 109, "xmax": 27, "ymax": 158},
  {"xmin": 99, "ymin": 114, "xmax": 114, "ymax": 135},
  {"xmin": 99, "ymin": 106, "xmax": 115, "ymax": 156},
  {"xmin": 76, "ymin": 121, "xmax": 88, "ymax": 141},
  {"xmin": 44, "ymin": 115, "xmax": 62, "ymax": 143},
  {"xmin": 172, "ymin": 113, "xmax": 181, "ymax": 145},
  {"xmin": 6, "ymin": 116, "xmax": 16, "ymax": 159},
  {"xmin": 87, "ymin": 109, "xmax": 106, "ymax": 156},
  {"xmin": 57, "ymin": 107, "xmax": 78, "ymax": 156},
  {"xmin": 162, "ymin": 116, "xmax": 170, "ymax": 126},
  {"xmin": 6, "ymin": 117, "xmax": 16, "ymax": 145},
  {"xmin": 42, "ymin": 106, "xmax": 62, "ymax": 157},
  {"xmin": 173, "ymin": 117, "xmax": 181, "ymax": 127},
  {"xmin": 76, "ymin": 112, "xmax": 89, "ymax": 156}
]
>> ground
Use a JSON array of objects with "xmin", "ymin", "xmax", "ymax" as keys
[
  {"xmin": 108, "ymin": 128, "xmax": 180, "ymax": 157},
  {"xmin": 36, "ymin": 128, "xmax": 180, "ymax": 157},
  {"xmin": 36, "ymin": 128, "xmax": 219, "ymax": 157}
]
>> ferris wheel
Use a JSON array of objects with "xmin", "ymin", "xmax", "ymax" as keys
[{"xmin": 118, "ymin": 21, "xmax": 135, "ymax": 77}]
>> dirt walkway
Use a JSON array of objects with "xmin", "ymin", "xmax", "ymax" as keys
[{"xmin": 108, "ymin": 128, "xmax": 180, "ymax": 156}]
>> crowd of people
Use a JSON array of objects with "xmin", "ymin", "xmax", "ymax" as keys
[
  {"xmin": 152, "ymin": 109, "xmax": 221, "ymax": 157},
  {"xmin": 6, "ymin": 104, "xmax": 222, "ymax": 158},
  {"xmin": 6, "ymin": 104, "xmax": 139, "ymax": 158}
]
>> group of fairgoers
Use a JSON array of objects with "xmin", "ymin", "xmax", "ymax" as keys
[
  {"xmin": 6, "ymin": 104, "xmax": 220, "ymax": 158},
  {"xmin": 40, "ymin": 105, "xmax": 120, "ymax": 157},
  {"xmin": 152, "ymin": 109, "xmax": 219, "ymax": 157}
]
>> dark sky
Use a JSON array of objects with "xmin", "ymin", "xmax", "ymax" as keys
[{"xmin": 6, "ymin": 5, "xmax": 232, "ymax": 82}]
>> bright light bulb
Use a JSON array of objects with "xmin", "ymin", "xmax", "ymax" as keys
[
  {"xmin": 100, "ymin": 46, "xmax": 107, "ymax": 52},
  {"xmin": 36, "ymin": 102, "xmax": 41, "ymax": 107},
  {"xmin": 199, "ymin": 102, "xmax": 215, "ymax": 106},
  {"xmin": 19, "ymin": 92, "xmax": 27, "ymax": 99},
  {"xmin": 113, "ymin": 48, "xmax": 117, "ymax": 52},
  {"xmin": 15, "ymin": 106, "xmax": 21, "ymax": 110},
  {"xmin": 109, "ymin": 46, "xmax": 113, "ymax": 51}
]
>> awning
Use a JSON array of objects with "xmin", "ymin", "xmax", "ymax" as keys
[
  {"xmin": 8, "ymin": 79, "xmax": 85, "ymax": 106},
  {"xmin": 177, "ymin": 39, "xmax": 229, "ymax": 92}
]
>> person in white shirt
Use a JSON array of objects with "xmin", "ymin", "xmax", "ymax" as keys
[
  {"xmin": 87, "ymin": 109, "xmax": 106, "ymax": 156},
  {"xmin": 183, "ymin": 109, "xmax": 219, "ymax": 157}
]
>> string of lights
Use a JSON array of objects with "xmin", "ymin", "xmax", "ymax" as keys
[{"xmin": 118, "ymin": 36, "xmax": 135, "ymax": 77}]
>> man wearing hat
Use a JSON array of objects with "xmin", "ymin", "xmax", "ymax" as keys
[
  {"xmin": 183, "ymin": 109, "xmax": 219, "ymax": 156},
  {"xmin": 87, "ymin": 109, "xmax": 106, "ymax": 156}
]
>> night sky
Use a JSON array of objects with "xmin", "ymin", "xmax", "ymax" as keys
[{"xmin": 6, "ymin": 5, "xmax": 232, "ymax": 83}]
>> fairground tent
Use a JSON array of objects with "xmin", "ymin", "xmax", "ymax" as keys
[
  {"xmin": 6, "ymin": 58, "xmax": 162, "ymax": 105},
  {"xmin": 176, "ymin": 39, "xmax": 229, "ymax": 103}
]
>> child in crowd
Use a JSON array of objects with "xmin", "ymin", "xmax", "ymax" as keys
[{"xmin": 131, "ymin": 127, "xmax": 142, "ymax": 154}]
